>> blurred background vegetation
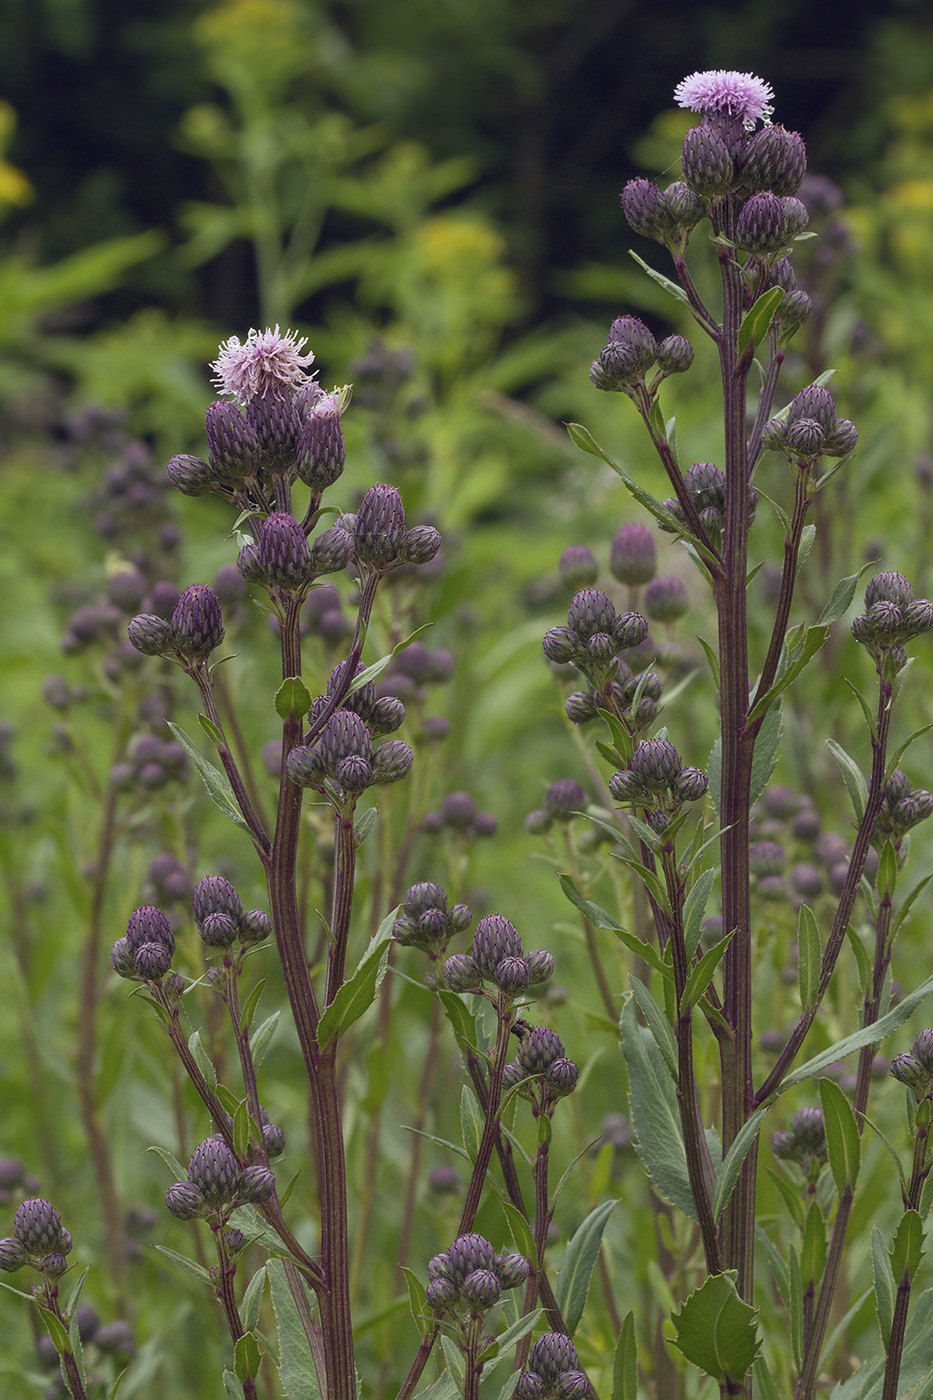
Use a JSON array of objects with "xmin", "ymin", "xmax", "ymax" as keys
[{"xmin": 4, "ymin": 1, "xmax": 933, "ymax": 1394}]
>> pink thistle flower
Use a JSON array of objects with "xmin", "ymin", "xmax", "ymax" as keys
[
  {"xmin": 211, "ymin": 325, "xmax": 316, "ymax": 405},
  {"xmin": 674, "ymin": 70, "xmax": 774, "ymax": 131}
]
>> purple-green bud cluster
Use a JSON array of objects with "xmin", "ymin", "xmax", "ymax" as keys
[
  {"xmin": 165, "ymin": 1136, "xmax": 275, "ymax": 1220},
  {"xmin": 543, "ymin": 588, "xmax": 648, "ymax": 690},
  {"xmin": 392, "ymin": 882, "xmax": 472, "ymax": 955},
  {"xmin": 425, "ymin": 1233, "xmax": 527, "ymax": 1316},
  {"xmin": 619, "ymin": 177, "xmax": 705, "ymax": 248},
  {"xmin": 505, "ymin": 1024, "xmax": 580, "ymax": 1111},
  {"xmin": 659, "ymin": 462, "xmax": 758, "ymax": 552},
  {"xmin": 111, "ymin": 904, "xmax": 177, "ymax": 982},
  {"xmin": 590, "ymin": 316, "xmax": 694, "ymax": 397},
  {"xmin": 771, "ymin": 1106, "xmax": 827, "ymax": 1171},
  {"xmin": 525, "ymin": 778, "xmax": 590, "ymax": 835},
  {"xmin": 762, "ymin": 384, "xmax": 857, "ymax": 466},
  {"xmin": 872, "ymin": 768, "xmax": 933, "ymax": 845},
  {"xmin": 192, "ymin": 876, "xmax": 272, "ymax": 951},
  {"xmin": 422, "ymin": 791, "xmax": 498, "ymax": 840},
  {"xmin": 237, "ymin": 513, "xmax": 354, "ymax": 594},
  {"xmin": 288, "ymin": 703, "xmax": 414, "ymax": 799},
  {"xmin": 109, "ymin": 731, "xmax": 189, "ymax": 795},
  {"xmin": 609, "ymin": 738, "xmax": 708, "ymax": 827},
  {"xmin": 339, "ymin": 484, "xmax": 442, "ymax": 575},
  {"xmin": 564, "ymin": 657, "xmax": 663, "ymax": 734},
  {"xmin": 0, "ymin": 1198, "xmax": 73, "ymax": 1275},
  {"xmin": 851, "ymin": 572, "xmax": 933, "ymax": 670},
  {"xmin": 377, "ymin": 640, "xmax": 454, "ymax": 703},
  {"xmin": 444, "ymin": 915, "xmax": 554, "ymax": 997},
  {"xmin": 891, "ymin": 1029, "xmax": 933, "ymax": 1100},
  {"xmin": 128, "ymin": 584, "xmax": 225, "ymax": 665},
  {"xmin": 516, "ymin": 1332, "xmax": 589, "ymax": 1399}
]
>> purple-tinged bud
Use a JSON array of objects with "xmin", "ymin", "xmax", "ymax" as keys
[
  {"xmin": 822, "ymin": 419, "xmax": 858, "ymax": 457},
  {"xmin": 13, "ymin": 1199, "xmax": 63, "ymax": 1255},
  {"xmin": 620, "ymin": 178, "xmax": 668, "ymax": 238},
  {"xmin": 542, "ymin": 625, "xmax": 578, "ymax": 665},
  {"xmin": 205, "ymin": 401, "xmax": 260, "ymax": 485},
  {"xmin": 559, "ymin": 546, "xmax": 599, "ymax": 590},
  {"xmin": 134, "ymin": 941, "xmax": 173, "ymax": 979},
  {"xmin": 515, "ymin": 1375, "xmax": 546, "ymax": 1400},
  {"xmin": 631, "ymin": 738, "xmax": 682, "ymax": 789},
  {"xmin": 73, "ymin": 1304, "xmax": 100, "ymax": 1342},
  {"xmin": 503, "ymin": 1060, "xmax": 529, "ymax": 1093},
  {"xmin": 545, "ymin": 779, "xmax": 588, "ymax": 821},
  {"xmin": 319, "ymin": 710, "xmax": 373, "ymax": 770},
  {"xmin": 193, "ymin": 876, "xmax": 243, "ymax": 927},
  {"xmin": 494, "ymin": 956, "xmax": 531, "ymax": 994},
  {"xmin": 335, "ymin": 753, "xmax": 374, "ymax": 793},
  {"xmin": 496, "ymin": 1253, "xmax": 529, "ymax": 1289},
  {"xmin": 166, "ymin": 1181, "xmax": 205, "ymax": 1220},
  {"xmin": 473, "ymin": 915, "xmax": 523, "ymax": 978},
  {"xmin": 644, "ymin": 574, "xmax": 689, "ymax": 622},
  {"xmin": 529, "ymin": 1332, "xmax": 582, "ymax": 1381},
  {"xmin": 0, "ymin": 1237, "xmax": 26, "ymax": 1271},
  {"xmin": 94, "ymin": 1320, "xmax": 136, "ymax": 1357},
  {"xmin": 111, "ymin": 937, "xmax": 137, "ymax": 978},
  {"xmin": 901, "ymin": 599, "xmax": 933, "ymax": 638},
  {"xmin": 609, "ymin": 768, "xmax": 642, "ymax": 803},
  {"xmin": 199, "ymin": 911, "xmax": 240, "ymax": 948},
  {"xmin": 673, "ymin": 767, "xmax": 709, "ymax": 803},
  {"xmin": 866, "ymin": 573, "xmax": 914, "ymax": 610},
  {"xmin": 355, "ymin": 484, "xmax": 407, "ymax": 568},
  {"xmin": 428, "ymin": 1250, "xmax": 452, "ymax": 1281},
  {"xmin": 782, "ymin": 197, "xmax": 809, "ymax": 237},
  {"xmin": 793, "ymin": 1106, "xmax": 827, "ymax": 1156},
  {"xmin": 681, "ymin": 124, "xmax": 734, "ymax": 197},
  {"xmin": 308, "ymin": 525, "xmax": 355, "ymax": 576},
  {"xmin": 763, "ymin": 785, "xmax": 802, "ymax": 819},
  {"xmin": 426, "ymin": 1276, "xmax": 459, "ymax": 1311},
  {"xmin": 656, "ymin": 335, "xmax": 694, "ymax": 375},
  {"xmin": 736, "ymin": 192, "xmax": 788, "ymax": 255},
  {"xmin": 750, "ymin": 840, "xmax": 785, "ymax": 876},
  {"xmin": 372, "ymin": 740, "xmax": 414, "ymax": 785},
  {"xmin": 256, "ymin": 513, "xmax": 313, "ymax": 590},
  {"xmin": 238, "ymin": 1165, "xmax": 276, "ymax": 1204},
  {"xmin": 246, "ymin": 390, "xmax": 301, "ymax": 476},
  {"xmin": 663, "ymin": 180, "xmax": 707, "ymax": 229},
  {"xmin": 615, "ymin": 611, "xmax": 650, "ymax": 650},
  {"xmin": 686, "ymin": 460, "xmax": 726, "ymax": 509},
  {"xmin": 399, "ymin": 525, "xmax": 442, "ymax": 565},
  {"xmin": 778, "ymin": 290, "xmax": 812, "ymax": 336},
  {"xmin": 518, "ymin": 1027, "xmax": 564, "ymax": 1074},
  {"xmin": 42, "ymin": 1251, "xmax": 68, "ymax": 1277},
  {"xmin": 287, "ymin": 744, "xmax": 325, "ymax": 787},
  {"xmin": 791, "ymin": 863, "xmax": 823, "ymax": 898},
  {"xmin": 461, "ymin": 1268, "xmax": 501, "ymax": 1309},
  {"xmin": 525, "ymin": 949, "xmax": 555, "ymax": 984},
  {"xmin": 236, "ymin": 540, "xmax": 264, "ymax": 585},
  {"xmin": 262, "ymin": 1122, "xmax": 286, "ymax": 1156},
  {"xmin": 296, "ymin": 392, "xmax": 346, "ymax": 490},
  {"xmin": 788, "ymin": 385, "xmax": 836, "ymax": 430},
  {"xmin": 605, "ymin": 316, "xmax": 658, "ymax": 377},
  {"xmin": 784, "ymin": 418, "xmax": 825, "ymax": 459},
  {"xmin": 474, "ymin": 811, "xmax": 498, "ymax": 839},
  {"xmin": 171, "ymin": 586, "xmax": 225, "ymax": 660},
  {"xmin": 126, "ymin": 906, "xmax": 175, "ymax": 955},
  {"xmin": 188, "ymin": 1138, "xmax": 240, "ymax": 1206},
  {"xmin": 241, "ymin": 910, "xmax": 273, "ymax": 945},
  {"xmin": 442, "ymin": 791, "xmax": 478, "ymax": 829},
  {"xmin": 610, "ymin": 522, "xmax": 656, "ymax": 586},
  {"xmin": 741, "ymin": 125, "xmax": 807, "ymax": 196},
  {"xmin": 913, "ymin": 1029, "xmax": 933, "ymax": 1071},
  {"xmin": 565, "ymin": 691, "xmax": 598, "ymax": 724},
  {"xmin": 147, "ymin": 580, "xmax": 182, "ymax": 620},
  {"xmin": 444, "ymin": 954, "xmax": 482, "ymax": 992},
  {"xmin": 867, "ymin": 600, "xmax": 903, "ymax": 636},
  {"xmin": 166, "ymin": 454, "xmax": 216, "ymax": 497},
  {"xmin": 369, "ymin": 695, "xmax": 406, "ymax": 736},
  {"xmin": 446, "ymin": 1233, "xmax": 498, "ymax": 1282},
  {"xmin": 128, "ymin": 613, "xmax": 175, "ymax": 657},
  {"xmin": 557, "ymin": 1372, "xmax": 590, "ymax": 1398}
]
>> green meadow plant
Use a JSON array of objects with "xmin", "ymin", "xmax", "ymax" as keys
[{"xmin": 6, "ymin": 66, "xmax": 933, "ymax": 1400}]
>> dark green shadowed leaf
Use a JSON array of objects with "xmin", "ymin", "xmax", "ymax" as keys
[
  {"xmin": 872, "ymin": 1223, "xmax": 896, "ymax": 1349},
  {"xmin": 797, "ymin": 905, "xmax": 822, "ymax": 1011},
  {"xmin": 554, "ymin": 1199, "xmax": 617, "ymax": 1334},
  {"xmin": 738, "ymin": 285, "xmax": 785, "ymax": 355},
  {"xmin": 820, "ymin": 1078, "xmax": 861, "ymax": 1193}
]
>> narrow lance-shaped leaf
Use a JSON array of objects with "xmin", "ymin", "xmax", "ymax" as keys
[
  {"xmin": 613, "ymin": 1312, "xmax": 638, "ymax": 1400},
  {"xmin": 826, "ymin": 738, "xmax": 868, "ymax": 823},
  {"xmin": 629, "ymin": 976, "xmax": 677, "ymax": 1081},
  {"xmin": 316, "ymin": 932, "xmax": 391, "ymax": 1049},
  {"xmin": 555, "ymin": 1199, "xmax": 617, "ymax": 1335},
  {"xmin": 890, "ymin": 1209, "xmax": 925, "ymax": 1286},
  {"xmin": 738, "ymin": 285, "xmax": 785, "ymax": 355},
  {"xmin": 872, "ymin": 1223, "xmax": 896, "ymax": 1349},
  {"xmin": 167, "ymin": 722, "xmax": 248, "ymax": 830},
  {"xmin": 620, "ymin": 995, "xmax": 696, "ymax": 1221},
  {"xmin": 266, "ymin": 1258, "xmax": 323, "ymax": 1400},
  {"xmin": 820, "ymin": 1077, "xmax": 861, "ymax": 1193},
  {"xmin": 797, "ymin": 905, "xmax": 822, "ymax": 1011}
]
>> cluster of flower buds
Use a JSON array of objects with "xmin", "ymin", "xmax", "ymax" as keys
[
  {"xmin": 769, "ymin": 256, "xmax": 813, "ymax": 338},
  {"xmin": 392, "ymin": 882, "xmax": 472, "ymax": 956},
  {"xmin": 563, "ymin": 656, "xmax": 664, "ymax": 734},
  {"xmin": 659, "ymin": 462, "xmax": 758, "ymax": 553},
  {"xmin": 525, "ymin": 778, "xmax": 590, "ymax": 834},
  {"xmin": 444, "ymin": 916, "xmax": 554, "ymax": 998},
  {"xmin": 109, "ymin": 731, "xmax": 189, "ymax": 794},
  {"xmin": 749, "ymin": 839, "xmax": 788, "ymax": 903},
  {"xmin": 128, "ymin": 583, "xmax": 226, "ymax": 667},
  {"xmin": 192, "ymin": 876, "xmax": 273, "ymax": 952},
  {"xmin": 0, "ymin": 1198, "xmax": 73, "ymax": 1277},
  {"xmin": 590, "ymin": 315, "xmax": 694, "ymax": 398},
  {"xmin": 336, "ymin": 484, "xmax": 441, "ymax": 576},
  {"xmin": 111, "ymin": 904, "xmax": 178, "ymax": 982},
  {"xmin": 643, "ymin": 574, "xmax": 689, "ymax": 624},
  {"xmin": 619, "ymin": 177, "xmax": 706, "ymax": 252},
  {"xmin": 762, "ymin": 384, "xmax": 858, "ymax": 466},
  {"xmin": 771, "ymin": 1107, "xmax": 827, "ymax": 1172},
  {"xmin": 515, "ymin": 1332, "xmax": 589, "ymax": 1399},
  {"xmin": 36, "ymin": 1306, "xmax": 135, "ymax": 1373},
  {"xmin": 543, "ymin": 588, "xmax": 648, "ymax": 691},
  {"xmin": 165, "ymin": 1137, "xmax": 275, "ymax": 1221},
  {"xmin": 303, "ymin": 584, "xmax": 353, "ymax": 646},
  {"xmin": 422, "ymin": 791, "xmax": 498, "ymax": 840},
  {"xmin": 311, "ymin": 659, "xmax": 408, "ymax": 738},
  {"xmin": 890, "ymin": 1029, "xmax": 933, "ymax": 1101},
  {"xmin": 609, "ymin": 738, "xmax": 708, "ymax": 829},
  {"xmin": 426, "ymin": 1233, "xmax": 527, "ymax": 1316},
  {"xmin": 287, "ymin": 705, "xmax": 414, "ymax": 800},
  {"xmin": 733, "ymin": 190, "xmax": 808, "ymax": 258},
  {"xmin": 871, "ymin": 769, "xmax": 933, "ymax": 846},
  {"xmin": 851, "ymin": 572, "xmax": 933, "ymax": 670},
  {"xmin": 236, "ymin": 512, "xmax": 354, "ymax": 596},
  {"xmin": 503, "ymin": 1024, "xmax": 580, "ymax": 1111},
  {"xmin": 146, "ymin": 851, "xmax": 192, "ymax": 906}
]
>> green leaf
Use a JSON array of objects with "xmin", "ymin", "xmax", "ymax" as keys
[
  {"xmin": 797, "ymin": 905, "xmax": 822, "ymax": 1011},
  {"xmin": 754, "ymin": 1355, "xmax": 783, "ymax": 1400},
  {"xmin": 317, "ymin": 932, "xmax": 391, "ymax": 1048},
  {"xmin": 554, "ymin": 1200, "xmax": 617, "ymax": 1335},
  {"xmin": 198, "ymin": 712, "xmax": 223, "ymax": 744},
  {"xmin": 789, "ymin": 1247, "xmax": 804, "ymax": 1367},
  {"xmin": 670, "ymin": 1271, "xmax": 761, "ymax": 1383},
  {"xmin": 876, "ymin": 840, "xmax": 898, "ymax": 899},
  {"xmin": 712, "ymin": 1107, "xmax": 769, "ymax": 1222},
  {"xmin": 887, "ymin": 722, "xmax": 933, "ymax": 776},
  {"xmin": 187, "ymin": 1029, "xmax": 217, "ymax": 1090},
  {"xmin": 558, "ymin": 873, "xmax": 667, "ymax": 977},
  {"xmin": 234, "ymin": 1333, "xmax": 262, "ymax": 1384},
  {"xmin": 681, "ymin": 928, "xmax": 735, "ymax": 1012},
  {"xmin": 151, "ymin": 1245, "xmax": 211, "ymax": 1287},
  {"xmin": 629, "ymin": 976, "xmax": 677, "ymax": 1080},
  {"xmin": 348, "ymin": 623, "xmax": 435, "ymax": 694},
  {"xmin": 565, "ymin": 423, "xmax": 694, "ymax": 537},
  {"xmin": 890, "ymin": 1209, "xmax": 925, "ymax": 1285},
  {"xmin": 620, "ymin": 995, "xmax": 696, "ymax": 1220},
  {"xmin": 233, "ymin": 1099, "xmax": 251, "ymax": 1158},
  {"xmin": 146, "ymin": 1144, "xmax": 187, "ymax": 1182},
  {"xmin": 224, "ymin": 1371, "xmax": 247, "ymax": 1400},
  {"xmin": 402, "ymin": 1127, "xmax": 470, "ymax": 1162},
  {"xmin": 707, "ymin": 736, "xmax": 722, "ymax": 818},
  {"xmin": 354, "ymin": 805, "xmax": 378, "ymax": 847},
  {"xmin": 628, "ymin": 250, "xmax": 689, "ymax": 305},
  {"xmin": 683, "ymin": 867, "xmax": 717, "ymax": 958},
  {"xmin": 820, "ymin": 1078, "xmax": 861, "ymax": 1193},
  {"xmin": 872, "ymin": 1223, "xmax": 896, "ymax": 1348},
  {"xmin": 816, "ymin": 569, "xmax": 866, "ymax": 627},
  {"xmin": 166, "ymin": 722, "xmax": 248, "ymax": 830},
  {"xmin": 738, "ymin": 285, "xmax": 785, "ymax": 355},
  {"xmin": 613, "ymin": 1312, "xmax": 638, "ymax": 1400},
  {"xmin": 239, "ymin": 978, "xmax": 267, "ymax": 1033},
  {"xmin": 828, "ymin": 1288, "xmax": 933, "ymax": 1400},
  {"xmin": 697, "ymin": 635, "xmax": 721, "ymax": 692},
  {"xmin": 437, "ymin": 988, "xmax": 478, "ymax": 1053},
  {"xmin": 274, "ymin": 676, "xmax": 312, "ymax": 721},
  {"xmin": 400, "ymin": 1266, "xmax": 430, "ymax": 1338},
  {"xmin": 748, "ymin": 626, "xmax": 828, "ymax": 722},
  {"xmin": 460, "ymin": 1085, "xmax": 483, "ymax": 1161},
  {"xmin": 825, "ymin": 739, "xmax": 868, "ymax": 823},
  {"xmin": 241, "ymin": 1266, "xmax": 267, "ymax": 1335},
  {"xmin": 65, "ymin": 1264, "xmax": 91, "ymax": 1318},
  {"xmin": 501, "ymin": 1201, "xmax": 537, "ymax": 1266},
  {"xmin": 756, "ymin": 1224, "xmax": 790, "ymax": 1308},
  {"xmin": 249, "ymin": 1011, "xmax": 280, "ymax": 1069},
  {"xmin": 750, "ymin": 700, "xmax": 783, "ymax": 808},
  {"xmin": 625, "ymin": 813, "xmax": 662, "ymax": 854},
  {"xmin": 40, "ymin": 1307, "xmax": 72, "ymax": 1357},
  {"xmin": 267, "ymin": 1258, "xmax": 323, "ymax": 1400},
  {"xmin": 892, "ymin": 873, "xmax": 933, "ymax": 940},
  {"xmin": 801, "ymin": 1200, "xmax": 828, "ymax": 1287}
]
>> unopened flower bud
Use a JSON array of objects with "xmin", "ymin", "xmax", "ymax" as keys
[
  {"xmin": 296, "ymin": 392, "xmax": 346, "ymax": 490},
  {"xmin": 473, "ymin": 915, "xmax": 523, "ymax": 978},
  {"xmin": 785, "ymin": 418, "xmax": 825, "ymax": 458},
  {"xmin": 199, "ymin": 911, "xmax": 240, "ymax": 948},
  {"xmin": 287, "ymin": 744, "xmax": 325, "ymax": 787},
  {"xmin": 0, "ymin": 1237, "xmax": 26, "ymax": 1271},
  {"xmin": 167, "ymin": 454, "xmax": 217, "ymax": 497},
  {"xmin": 663, "ymin": 180, "xmax": 707, "ymax": 229},
  {"xmin": 496, "ymin": 1253, "xmax": 529, "ymax": 1289},
  {"xmin": 166, "ymin": 1181, "xmax": 205, "ymax": 1220},
  {"xmin": 262, "ymin": 1122, "xmax": 286, "ymax": 1157},
  {"xmin": 193, "ymin": 876, "xmax": 243, "ymax": 927},
  {"xmin": 681, "ymin": 124, "xmax": 734, "ymax": 197},
  {"xmin": 257, "ymin": 513, "xmax": 313, "ymax": 590},
  {"xmin": 778, "ymin": 289, "xmax": 812, "ymax": 335},
  {"xmin": 902, "ymin": 599, "xmax": 933, "ymax": 638},
  {"xmin": 610, "ymin": 522, "xmax": 656, "ymax": 585},
  {"xmin": 134, "ymin": 941, "xmax": 174, "ymax": 979},
  {"xmin": 205, "ymin": 401, "xmax": 261, "ymax": 485},
  {"xmin": 171, "ymin": 586, "xmax": 225, "ymax": 659},
  {"xmin": 399, "ymin": 525, "xmax": 442, "ymax": 565},
  {"xmin": 495, "ymin": 956, "xmax": 531, "ymax": 994},
  {"xmin": 241, "ymin": 910, "xmax": 273, "ymax": 945},
  {"xmin": 620, "ymin": 178, "xmax": 668, "ymax": 238},
  {"xmin": 447, "ymin": 1233, "xmax": 498, "ymax": 1280},
  {"xmin": 559, "ymin": 546, "xmax": 599, "ymax": 590},
  {"xmin": 518, "ymin": 1026, "xmax": 564, "ymax": 1074},
  {"xmin": 14, "ymin": 1199, "xmax": 63, "ymax": 1255},
  {"xmin": 529, "ymin": 1332, "xmax": 582, "ymax": 1381},
  {"xmin": 545, "ymin": 779, "xmax": 588, "ymax": 821},
  {"xmin": 564, "ymin": 690, "xmax": 598, "ymax": 724},
  {"xmin": 444, "ymin": 954, "xmax": 482, "ymax": 992},
  {"xmin": 656, "ymin": 335, "xmax": 694, "ymax": 375},
  {"xmin": 42, "ymin": 1251, "xmax": 68, "ymax": 1277},
  {"xmin": 461, "ymin": 1268, "xmax": 501, "ymax": 1308},
  {"xmin": 188, "ymin": 1138, "xmax": 240, "ymax": 1206},
  {"xmin": 525, "ymin": 949, "xmax": 555, "ymax": 984},
  {"xmin": 822, "ymin": 419, "xmax": 857, "ymax": 457},
  {"xmin": 126, "ymin": 906, "xmax": 175, "ymax": 955},
  {"xmin": 426, "ymin": 1276, "xmax": 459, "ymax": 1311},
  {"xmin": 111, "ymin": 936, "xmax": 137, "ymax": 978},
  {"xmin": 371, "ymin": 740, "xmax": 414, "ymax": 784},
  {"xmin": 630, "ymin": 737, "xmax": 682, "ymax": 789},
  {"xmin": 355, "ymin": 484, "xmax": 407, "ymax": 568},
  {"xmin": 741, "ymin": 125, "xmax": 807, "ymax": 196},
  {"xmin": 782, "ymin": 197, "xmax": 809, "ymax": 237},
  {"xmin": 238, "ymin": 1165, "xmax": 276, "ymax": 1204},
  {"xmin": 866, "ymin": 573, "xmax": 913, "ymax": 610},
  {"xmin": 736, "ymin": 192, "xmax": 788, "ymax": 255},
  {"xmin": 644, "ymin": 574, "xmax": 689, "ymax": 622},
  {"xmin": 308, "ymin": 525, "xmax": 355, "ymax": 576},
  {"xmin": 673, "ymin": 766, "xmax": 708, "ymax": 803},
  {"xmin": 128, "ymin": 613, "xmax": 175, "ymax": 657}
]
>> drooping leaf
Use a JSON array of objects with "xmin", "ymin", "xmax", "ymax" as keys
[
  {"xmin": 151, "ymin": 1246, "xmax": 211, "ymax": 1287},
  {"xmin": 166, "ymin": 722, "xmax": 248, "ymax": 830},
  {"xmin": 826, "ymin": 739, "xmax": 868, "ymax": 823},
  {"xmin": 613, "ymin": 1312, "xmax": 638, "ymax": 1400},
  {"xmin": 565, "ymin": 423, "xmax": 692, "ymax": 537},
  {"xmin": 620, "ymin": 995, "xmax": 696, "ymax": 1221},
  {"xmin": 316, "ymin": 932, "xmax": 391, "ymax": 1048},
  {"xmin": 400, "ymin": 1267, "xmax": 430, "ymax": 1338},
  {"xmin": 554, "ymin": 1200, "xmax": 617, "ymax": 1335},
  {"xmin": 347, "ymin": 623, "xmax": 436, "ymax": 693},
  {"xmin": 628, "ymin": 250, "xmax": 690, "ymax": 305},
  {"xmin": 670, "ymin": 1271, "xmax": 761, "ymax": 1383}
]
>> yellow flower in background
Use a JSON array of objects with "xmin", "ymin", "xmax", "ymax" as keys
[{"xmin": 0, "ymin": 102, "xmax": 33, "ymax": 211}]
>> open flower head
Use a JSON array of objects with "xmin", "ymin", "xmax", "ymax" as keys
[
  {"xmin": 211, "ymin": 326, "xmax": 316, "ymax": 405},
  {"xmin": 674, "ymin": 70, "xmax": 774, "ymax": 131}
]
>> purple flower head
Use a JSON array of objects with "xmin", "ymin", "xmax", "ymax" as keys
[
  {"xmin": 193, "ymin": 876, "xmax": 243, "ymax": 928},
  {"xmin": 674, "ymin": 70, "xmax": 775, "ymax": 131},
  {"xmin": 544, "ymin": 778, "xmax": 588, "ymax": 821},
  {"xmin": 528, "ymin": 1332, "xmax": 582, "ymax": 1382},
  {"xmin": 171, "ymin": 585, "xmax": 225, "ymax": 660},
  {"xmin": 297, "ymin": 389, "xmax": 347, "ymax": 490},
  {"xmin": 610, "ymin": 521, "xmax": 656, "ymax": 586},
  {"xmin": 126, "ymin": 905, "xmax": 175, "ymax": 956},
  {"xmin": 473, "ymin": 915, "xmax": 524, "ymax": 978},
  {"xmin": 211, "ymin": 326, "xmax": 315, "ymax": 406},
  {"xmin": 13, "ymin": 1198, "xmax": 64, "ymax": 1256}
]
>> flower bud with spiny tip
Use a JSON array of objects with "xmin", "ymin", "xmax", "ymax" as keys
[
  {"xmin": 444, "ymin": 954, "xmax": 483, "ymax": 992},
  {"xmin": 296, "ymin": 390, "xmax": 346, "ymax": 490},
  {"xmin": 166, "ymin": 1181, "xmax": 205, "ymax": 1220},
  {"xmin": 740, "ymin": 125, "xmax": 807, "ymax": 196},
  {"xmin": 656, "ymin": 335, "xmax": 694, "ymax": 376},
  {"xmin": 472, "ymin": 915, "xmax": 524, "ymax": 979},
  {"xmin": 0, "ymin": 1237, "xmax": 26, "ymax": 1272},
  {"xmin": 681, "ymin": 124, "xmax": 734, "ymax": 197},
  {"xmin": 187, "ymin": 1137, "xmax": 241, "ymax": 1207},
  {"xmin": 620, "ymin": 178, "xmax": 668, "ymax": 239},
  {"xmin": 127, "ymin": 613, "xmax": 175, "ymax": 658},
  {"xmin": 13, "ymin": 1199, "xmax": 64, "ymax": 1256},
  {"xmin": 736, "ymin": 192, "xmax": 788, "ymax": 256},
  {"xmin": 166, "ymin": 453, "xmax": 217, "ymax": 497},
  {"xmin": 354, "ymin": 484, "xmax": 407, "ymax": 569},
  {"xmin": 171, "ymin": 585, "xmax": 225, "ymax": 660},
  {"xmin": 237, "ymin": 1165, "xmax": 276, "ymax": 1204}
]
